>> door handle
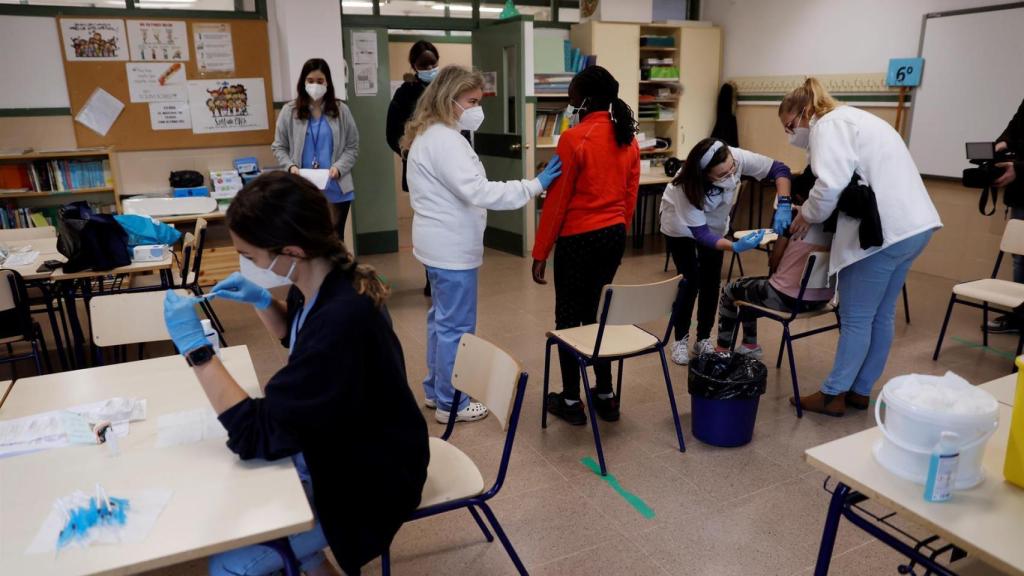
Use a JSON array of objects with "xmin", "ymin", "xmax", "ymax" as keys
[{"xmin": 510, "ymin": 143, "xmax": 522, "ymax": 153}]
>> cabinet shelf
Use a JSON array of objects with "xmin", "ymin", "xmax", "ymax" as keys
[{"xmin": 0, "ymin": 186, "xmax": 114, "ymax": 200}]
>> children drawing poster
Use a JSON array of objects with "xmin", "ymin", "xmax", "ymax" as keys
[
  {"xmin": 127, "ymin": 20, "xmax": 189, "ymax": 62},
  {"xmin": 61, "ymin": 19, "xmax": 129, "ymax": 61},
  {"xmin": 187, "ymin": 78, "xmax": 268, "ymax": 134}
]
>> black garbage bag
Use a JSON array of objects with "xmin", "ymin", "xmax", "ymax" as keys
[{"xmin": 688, "ymin": 352, "xmax": 767, "ymax": 400}]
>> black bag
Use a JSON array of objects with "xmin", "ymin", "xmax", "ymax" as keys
[
  {"xmin": 169, "ymin": 170, "xmax": 204, "ymax": 188},
  {"xmin": 688, "ymin": 352, "xmax": 767, "ymax": 400},
  {"xmin": 56, "ymin": 201, "xmax": 131, "ymax": 273}
]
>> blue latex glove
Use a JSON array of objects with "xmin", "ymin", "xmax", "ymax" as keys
[
  {"xmin": 733, "ymin": 229, "xmax": 766, "ymax": 253},
  {"xmin": 773, "ymin": 196, "xmax": 793, "ymax": 235},
  {"xmin": 537, "ymin": 155, "xmax": 563, "ymax": 190},
  {"xmin": 210, "ymin": 272, "xmax": 272, "ymax": 309},
  {"xmin": 164, "ymin": 290, "xmax": 209, "ymax": 355}
]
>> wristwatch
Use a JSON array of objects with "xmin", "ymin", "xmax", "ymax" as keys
[{"xmin": 185, "ymin": 344, "xmax": 216, "ymax": 367}]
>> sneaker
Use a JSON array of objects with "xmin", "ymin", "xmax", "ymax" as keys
[
  {"xmin": 435, "ymin": 401, "xmax": 489, "ymax": 424},
  {"xmin": 546, "ymin": 392, "xmax": 587, "ymax": 426},
  {"xmin": 424, "ymin": 398, "xmax": 437, "ymax": 409},
  {"xmin": 671, "ymin": 336, "xmax": 690, "ymax": 365},
  {"xmin": 692, "ymin": 338, "xmax": 715, "ymax": 358},
  {"xmin": 593, "ymin": 393, "xmax": 620, "ymax": 422},
  {"xmin": 984, "ymin": 314, "xmax": 1019, "ymax": 334},
  {"xmin": 736, "ymin": 344, "xmax": 764, "ymax": 361}
]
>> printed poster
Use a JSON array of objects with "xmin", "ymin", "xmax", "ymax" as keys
[
  {"xmin": 127, "ymin": 20, "xmax": 189, "ymax": 62},
  {"xmin": 351, "ymin": 31, "xmax": 377, "ymax": 65},
  {"xmin": 194, "ymin": 23, "xmax": 235, "ymax": 74},
  {"xmin": 149, "ymin": 102, "xmax": 191, "ymax": 131},
  {"xmin": 187, "ymin": 78, "xmax": 268, "ymax": 134},
  {"xmin": 354, "ymin": 64, "xmax": 377, "ymax": 97},
  {"xmin": 60, "ymin": 18, "xmax": 129, "ymax": 61},
  {"xmin": 126, "ymin": 62, "xmax": 187, "ymax": 103}
]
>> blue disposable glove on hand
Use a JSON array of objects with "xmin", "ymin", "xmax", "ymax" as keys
[
  {"xmin": 164, "ymin": 290, "xmax": 209, "ymax": 355},
  {"xmin": 210, "ymin": 272, "xmax": 272, "ymax": 309},
  {"xmin": 733, "ymin": 229, "xmax": 766, "ymax": 253},
  {"xmin": 537, "ymin": 155, "xmax": 563, "ymax": 190},
  {"xmin": 773, "ymin": 196, "xmax": 793, "ymax": 235}
]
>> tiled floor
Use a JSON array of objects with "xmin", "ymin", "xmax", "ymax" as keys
[{"xmin": 13, "ymin": 241, "xmax": 1018, "ymax": 576}]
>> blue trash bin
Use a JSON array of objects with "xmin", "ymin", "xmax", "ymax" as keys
[{"xmin": 688, "ymin": 352, "xmax": 767, "ymax": 447}]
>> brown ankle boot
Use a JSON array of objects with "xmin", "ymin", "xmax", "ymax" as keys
[
  {"xmin": 790, "ymin": 391, "xmax": 846, "ymax": 417},
  {"xmin": 846, "ymin": 392, "xmax": 870, "ymax": 410}
]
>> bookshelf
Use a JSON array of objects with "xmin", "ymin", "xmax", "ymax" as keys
[{"xmin": 0, "ymin": 148, "xmax": 119, "ymax": 230}]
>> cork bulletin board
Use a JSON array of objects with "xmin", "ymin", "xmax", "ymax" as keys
[{"xmin": 58, "ymin": 17, "xmax": 274, "ymax": 151}]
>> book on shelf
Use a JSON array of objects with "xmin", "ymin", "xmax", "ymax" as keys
[
  {"xmin": 534, "ymin": 73, "xmax": 574, "ymax": 95},
  {"xmin": 640, "ymin": 35, "xmax": 676, "ymax": 48},
  {"xmin": 561, "ymin": 41, "xmax": 597, "ymax": 74},
  {"xmin": 0, "ymin": 204, "xmax": 61, "ymax": 230},
  {"xmin": 0, "ymin": 159, "xmax": 112, "ymax": 194},
  {"xmin": 535, "ymin": 108, "xmax": 569, "ymax": 141}
]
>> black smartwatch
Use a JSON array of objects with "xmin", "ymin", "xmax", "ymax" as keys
[{"xmin": 185, "ymin": 344, "xmax": 216, "ymax": 367}]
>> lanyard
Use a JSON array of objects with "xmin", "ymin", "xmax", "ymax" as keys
[
  {"xmin": 288, "ymin": 291, "xmax": 319, "ymax": 357},
  {"xmin": 308, "ymin": 117, "xmax": 325, "ymax": 169}
]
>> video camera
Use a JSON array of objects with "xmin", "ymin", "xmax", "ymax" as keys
[{"xmin": 964, "ymin": 142, "xmax": 1016, "ymax": 215}]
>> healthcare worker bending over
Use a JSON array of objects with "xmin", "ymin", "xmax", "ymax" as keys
[
  {"xmin": 660, "ymin": 137, "xmax": 792, "ymax": 365},
  {"xmin": 163, "ymin": 171, "xmax": 429, "ymax": 576},
  {"xmin": 402, "ymin": 65, "xmax": 562, "ymax": 424},
  {"xmin": 779, "ymin": 77, "xmax": 941, "ymax": 416}
]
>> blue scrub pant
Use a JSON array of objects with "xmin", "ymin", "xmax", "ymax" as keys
[
  {"xmin": 423, "ymin": 266, "xmax": 477, "ymax": 412},
  {"xmin": 208, "ymin": 455, "xmax": 328, "ymax": 575},
  {"xmin": 821, "ymin": 229, "xmax": 934, "ymax": 396}
]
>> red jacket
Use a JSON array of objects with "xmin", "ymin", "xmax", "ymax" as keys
[{"xmin": 532, "ymin": 112, "xmax": 640, "ymax": 261}]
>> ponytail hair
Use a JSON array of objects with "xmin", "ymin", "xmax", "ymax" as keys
[
  {"xmin": 569, "ymin": 65, "xmax": 638, "ymax": 148},
  {"xmin": 779, "ymin": 77, "xmax": 841, "ymax": 120},
  {"xmin": 226, "ymin": 171, "xmax": 390, "ymax": 307},
  {"xmin": 673, "ymin": 137, "xmax": 731, "ymax": 211}
]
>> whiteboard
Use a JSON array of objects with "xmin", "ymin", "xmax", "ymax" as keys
[
  {"xmin": 0, "ymin": 16, "xmax": 69, "ymax": 108},
  {"xmin": 908, "ymin": 5, "xmax": 1024, "ymax": 178}
]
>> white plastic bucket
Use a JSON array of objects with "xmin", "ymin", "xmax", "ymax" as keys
[{"xmin": 873, "ymin": 372, "xmax": 999, "ymax": 489}]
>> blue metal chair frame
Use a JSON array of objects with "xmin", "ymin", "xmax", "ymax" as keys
[
  {"xmin": 728, "ymin": 253, "xmax": 840, "ymax": 418},
  {"xmin": 381, "ymin": 374, "xmax": 531, "ymax": 576},
  {"xmin": 541, "ymin": 283, "xmax": 687, "ymax": 477},
  {"xmin": 933, "ymin": 247, "xmax": 1024, "ymax": 369}
]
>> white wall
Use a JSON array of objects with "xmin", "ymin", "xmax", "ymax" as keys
[
  {"xmin": 267, "ymin": 0, "xmax": 346, "ymax": 102},
  {"xmin": 702, "ymin": 0, "xmax": 1004, "ymax": 78}
]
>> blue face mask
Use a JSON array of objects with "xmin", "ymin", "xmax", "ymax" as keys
[{"xmin": 417, "ymin": 67, "xmax": 439, "ymax": 83}]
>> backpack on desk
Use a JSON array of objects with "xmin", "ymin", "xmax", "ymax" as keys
[{"xmin": 57, "ymin": 201, "xmax": 131, "ymax": 273}]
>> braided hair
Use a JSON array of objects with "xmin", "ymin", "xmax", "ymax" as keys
[
  {"xmin": 226, "ymin": 171, "xmax": 389, "ymax": 307},
  {"xmin": 568, "ymin": 65, "xmax": 638, "ymax": 147}
]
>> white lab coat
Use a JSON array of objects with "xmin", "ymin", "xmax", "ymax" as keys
[
  {"xmin": 660, "ymin": 146, "xmax": 779, "ymax": 238},
  {"xmin": 801, "ymin": 106, "xmax": 942, "ymax": 275},
  {"xmin": 408, "ymin": 123, "xmax": 542, "ymax": 270}
]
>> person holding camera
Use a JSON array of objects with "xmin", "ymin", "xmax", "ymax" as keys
[{"xmin": 985, "ymin": 97, "xmax": 1023, "ymax": 333}]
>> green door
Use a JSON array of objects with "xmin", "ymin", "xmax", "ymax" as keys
[
  {"xmin": 343, "ymin": 27, "xmax": 399, "ymax": 255},
  {"xmin": 472, "ymin": 17, "xmax": 531, "ymax": 256}
]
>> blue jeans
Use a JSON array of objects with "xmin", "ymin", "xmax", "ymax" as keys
[
  {"xmin": 423, "ymin": 266, "xmax": 477, "ymax": 412},
  {"xmin": 822, "ymin": 229, "xmax": 934, "ymax": 396},
  {"xmin": 208, "ymin": 454, "xmax": 328, "ymax": 576}
]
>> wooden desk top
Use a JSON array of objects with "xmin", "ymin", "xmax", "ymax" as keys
[
  {"xmin": 805, "ymin": 402, "xmax": 1023, "ymax": 575},
  {"xmin": 0, "ymin": 346, "xmax": 313, "ymax": 576},
  {"xmin": 980, "ymin": 374, "xmax": 1017, "ymax": 407}
]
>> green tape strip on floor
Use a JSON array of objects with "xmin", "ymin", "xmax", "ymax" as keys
[
  {"xmin": 580, "ymin": 457, "xmax": 656, "ymax": 519},
  {"xmin": 950, "ymin": 336, "xmax": 1017, "ymax": 360}
]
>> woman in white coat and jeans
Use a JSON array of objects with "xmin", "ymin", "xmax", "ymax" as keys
[
  {"xmin": 401, "ymin": 65, "xmax": 562, "ymax": 424},
  {"xmin": 779, "ymin": 78, "xmax": 942, "ymax": 416}
]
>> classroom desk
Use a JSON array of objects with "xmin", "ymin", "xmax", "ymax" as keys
[
  {"xmin": 980, "ymin": 374, "xmax": 1017, "ymax": 407},
  {"xmin": 806, "ymin": 391, "xmax": 1023, "ymax": 575},
  {"xmin": 0, "ymin": 346, "xmax": 314, "ymax": 576},
  {"xmin": 632, "ymin": 174, "xmax": 673, "ymax": 249},
  {"xmin": 0, "ymin": 380, "xmax": 11, "ymax": 409},
  {"xmin": 3, "ymin": 237, "xmax": 62, "ymax": 281}
]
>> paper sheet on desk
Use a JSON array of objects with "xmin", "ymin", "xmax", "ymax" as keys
[
  {"xmin": 1, "ymin": 249, "xmax": 39, "ymax": 267},
  {"xmin": 0, "ymin": 397, "xmax": 144, "ymax": 458},
  {"xmin": 156, "ymin": 408, "xmax": 226, "ymax": 447},
  {"xmin": 298, "ymin": 168, "xmax": 331, "ymax": 190},
  {"xmin": 26, "ymin": 488, "xmax": 173, "ymax": 555}
]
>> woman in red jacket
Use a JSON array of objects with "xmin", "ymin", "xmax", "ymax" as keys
[{"xmin": 531, "ymin": 65, "xmax": 640, "ymax": 426}]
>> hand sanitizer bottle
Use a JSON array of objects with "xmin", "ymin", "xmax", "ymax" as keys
[{"xmin": 924, "ymin": 431, "xmax": 960, "ymax": 502}]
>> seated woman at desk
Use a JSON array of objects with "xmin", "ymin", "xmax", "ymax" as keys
[
  {"xmin": 163, "ymin": 171, "xmax": 429, "ymax": 576},
  {"xmin": 659, "ymin": 137, "xmax": 793, "ymax": 367}
]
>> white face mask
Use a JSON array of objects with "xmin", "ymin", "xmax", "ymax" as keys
[
  {"xmin": 305, "ymin": 82, "xmax": 327, "ymax": 101},
  {"xmin": 713, "ymin": 172, "xmax": 741, "ymax": 190},
  {"xmin": 239, "ymin": 255, "xmax": 296, "ymax": 289},
  {"xmin": 565, "ymin": 98, "xmax": 588, "ymax": 128},
  {"xmin": 788, "ymin": 127, "xmax": 810, "ymax": 150},
  {"xmin": 455, "ymin": 101, "xmax": 485, "ymax": 132}
]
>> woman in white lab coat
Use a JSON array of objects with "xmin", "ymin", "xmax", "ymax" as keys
[
  {"xmin": 779, "ymin": 77, "xmax": 942, "ymax": 416},
  {"xmin": 400, "ymin": 65, "xmax": 562, "ymax": 424},
  {"xmin": 659, "ymin": 137, "xmax": 793, "ymax": 365}
]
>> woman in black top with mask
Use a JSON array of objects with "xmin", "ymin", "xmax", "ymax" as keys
[{"xmin": 388, "ymin": 40, "xmax": 440, "ymax": 297}]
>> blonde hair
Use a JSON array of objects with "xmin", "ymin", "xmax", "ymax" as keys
[
  {"xmin": 779, "ymin": 77, "xmax": 842, "ymax": 120},
  {"xmin": 400, "ymin": 65, "xmax": 485, "ymax": 151}
]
